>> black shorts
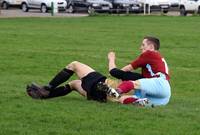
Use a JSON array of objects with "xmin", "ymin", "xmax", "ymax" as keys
[{"xmin": 81, "ymin": 72, "xmax": 107, "ymax": 102}]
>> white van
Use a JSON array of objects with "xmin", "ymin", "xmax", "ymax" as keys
[{"xmin": 1, "ymin": 0, "xmax": 23, "ymax": 9}]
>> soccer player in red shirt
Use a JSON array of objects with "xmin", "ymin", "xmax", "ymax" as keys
[{"xmin": 107, "ymin": 36, "xmax": 171, "ymax": 107}]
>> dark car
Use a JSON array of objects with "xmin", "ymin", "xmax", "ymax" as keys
[
  {"xmin": 66, "ymin": 0, "xmax": 113, "ymax": 13},
  {"xmin": 107, "ymin": 0, "xmax": 141, "ymax": 13}
]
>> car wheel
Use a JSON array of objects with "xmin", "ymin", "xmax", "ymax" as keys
[
  {"xmin": 41, "ymin": 4, "xmax": 48, "ymax": 13},
  {"xmin": 21, "ymin": 3, "xmax": 29, "ymax": 12},
  {"xmin": 2, "ymin": 2, "xmax": 9, "ymax": 9},
  {"xmin": 163, "ymin": 9, "xmax": 168, "ymax": 14},
  {"xmin": 180, "ymin": 6, "xmax": 187, "ymax": 16},
  {"xmin": 68, "ymin": 5, "xmax": 74, "ymax": 13}
]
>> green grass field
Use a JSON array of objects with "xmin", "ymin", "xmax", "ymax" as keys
[{"xmin": 0, "ymin": 16, "xmax": 200, "ymax": 135}]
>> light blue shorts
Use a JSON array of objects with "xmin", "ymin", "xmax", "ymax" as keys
[{"xmin": 134, "ymin": 75, "xmax": 171, "ymax": 106}]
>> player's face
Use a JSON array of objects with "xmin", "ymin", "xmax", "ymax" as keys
[{"xmin": 140, "ymin": 39, "xmax": 153, "ymax": 53}]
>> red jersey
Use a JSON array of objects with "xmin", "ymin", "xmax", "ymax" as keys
[{"xmin": 131, "ymin": 50, "xmax": 170, "ymax": 80}]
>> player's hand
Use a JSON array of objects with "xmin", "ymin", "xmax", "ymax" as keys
[{"xmin": 108, "ymin": 51, "xmax": 116, "ymax": 61}]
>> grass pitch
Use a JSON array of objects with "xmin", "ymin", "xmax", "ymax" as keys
[{"xmin": 0, "ymin": 16, "xmax": 200, "ymax": 135}]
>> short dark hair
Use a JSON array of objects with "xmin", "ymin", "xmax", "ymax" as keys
[{"xmin": 144, "ymin": 36, "xmax": 160, "ymax": 50}]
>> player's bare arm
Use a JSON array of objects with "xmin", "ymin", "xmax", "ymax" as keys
[
  {"xmin": 121, "ymin": 64, "xmax": 133, "ymax": 72},
  {"xmin": 108, "ymin": 51, "xmax": 117, "ymax": 71}
]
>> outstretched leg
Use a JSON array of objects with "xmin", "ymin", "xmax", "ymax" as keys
[
  {"xmin": 27, "ymin": 83, "xmax": 72, "ymax": 99},
  {"xmin": 27, "ymin": 61, "xmax": 95, "ymax": 99},
  {"xmin": 118, "ymin": 95, "xmax": 150, "ymax": 107},
  {"xmin": 117, "ymin": 80, "xmax": 140, "ymax": 94},
  {"xmin": 27, "ymin": 80, "xmax": 86, "ymax": 99}
]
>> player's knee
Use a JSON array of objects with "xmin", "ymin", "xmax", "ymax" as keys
[
  {"xmin": 134, "ymin": 80, "xmax": 141, "ymax": 89},
  {"xmin": 117, "ymin": 81, "xmax": 135, "ymax": 93},
  {"xmin": 66, "ymin": 61, "xmax": 80, "ymax": 70}
]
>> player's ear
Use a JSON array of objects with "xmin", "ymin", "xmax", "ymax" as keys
[{"xmin": 149, "ymin": 44, "xmax": 155, "ymax": 50}]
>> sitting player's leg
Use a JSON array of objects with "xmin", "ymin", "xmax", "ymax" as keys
[
  {"xmin": 118, "ymin": 95, "xmax": 151, "ymax": 107},
  {"xmin": 117, "ymin": 77, "xmax": 171, "ymax": 106},
  {"xmin": 118, "ymin": 95, "xmax": 138, "ymax": 104},
  {"xmin": 116, "ymin": 80, "xmax": 140, "ymax": 94},
  {"xmin": 96, "ymin": 80, "xmax": 141, "ymax": 98},
  {"xmin": 137, "ymin": 78, "xmax": 171, "ymax": 106}
]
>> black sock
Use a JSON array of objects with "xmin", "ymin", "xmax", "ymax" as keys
[
  {"xmin": 48, "ymin": 68, "xmax": 74, "ymax": 89},
  {"xmin": 46, "ymin": 84, "xmax": 72, "ymax": 98}
]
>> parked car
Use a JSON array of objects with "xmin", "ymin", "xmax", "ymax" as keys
[
  {"xmin": 139, "ymin": 0, "xmax": 170, "ymax": 13},
  {"xmin": 179, "ymin": 0, "xmax": 200, "ymax": 16},
  {"xmin": 107, "ymin": 0, "xmax": 141, "ymax": 13},
  {"xmin": 66, "ymin": 0, "xmax": 112, "ymax": 13},
  {"xmin": 1, "ymin": 0, "xmax": 23, "ymax": 9},
  {"xmin": 169, "ymin": 0, "xmax": 180, "ymax": 7},
  {"xmin": 21, "ymin": 0, "xmax": 67, "ymax": 13}
]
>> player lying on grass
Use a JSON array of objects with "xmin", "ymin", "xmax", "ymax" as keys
[
  {"xmin": 27, "ymin": 60, "xmax": 111, "ymax": 102},
  {"xmin": 105, "ymin": 36, "xmax": 171, "ymax": 106},
  {"xmin": 26, "ymin": 60, "xmax": 149, "ymax": 106}
]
